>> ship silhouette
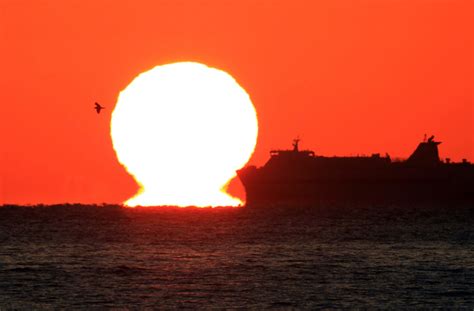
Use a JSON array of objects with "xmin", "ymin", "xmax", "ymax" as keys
[{"xmin": 237, "ymin": 136, "xmax": 474, "ymax": 205}]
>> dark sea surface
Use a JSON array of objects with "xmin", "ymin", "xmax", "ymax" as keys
[{"xmin": 0, "ymin": 203, "xmax": 472, "ymax": 309}]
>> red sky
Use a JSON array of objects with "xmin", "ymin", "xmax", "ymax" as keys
[{"xmin": 1, "ymin": 0, "xmax": 472, "ymax": 204}]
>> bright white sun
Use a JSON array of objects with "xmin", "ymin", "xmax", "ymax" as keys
[{"xmin": 110, "ymin": 62, "xmax": 258, "ymax": 207}]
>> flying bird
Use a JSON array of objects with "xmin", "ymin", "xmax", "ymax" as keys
[{"xmin": 94, "ymin": 102, "xmax": 105, "ymax": 114}]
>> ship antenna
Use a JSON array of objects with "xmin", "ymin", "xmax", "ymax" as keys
[{"xmin": 293, "ymin": 136, "xmax": 300, "ymax": 152}]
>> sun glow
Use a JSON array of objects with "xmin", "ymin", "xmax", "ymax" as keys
[{"xmin": 111, "ymin": 62, "xmax": 258, "ymax": 207}]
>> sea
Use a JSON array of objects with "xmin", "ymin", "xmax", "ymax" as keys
[{"xmin": 0, "ymin": 203, "xmax": 472, "ymax": 309}]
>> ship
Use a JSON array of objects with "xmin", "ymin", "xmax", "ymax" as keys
[{"xmin": 237, "ymin": 136, "xmax": 474, "ymax": 205}]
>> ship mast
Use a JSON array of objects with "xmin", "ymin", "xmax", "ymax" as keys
[{"xmin": 292, "ymin": 138, "xmax": 300, "ymax": 152}]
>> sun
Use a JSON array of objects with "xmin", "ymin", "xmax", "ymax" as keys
[{"xmin": 110, "ymin": 62, "xmax": 258, "ymax": 207}]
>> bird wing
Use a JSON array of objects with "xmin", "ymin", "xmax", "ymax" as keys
[{"xmin": 94, "ymin": 102, "xmax": 104, "ymax": 114}]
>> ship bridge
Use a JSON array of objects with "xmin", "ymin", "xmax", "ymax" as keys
[{"xmin": 270, "ymin": 138, "xmax": 315, "ymax": 158}]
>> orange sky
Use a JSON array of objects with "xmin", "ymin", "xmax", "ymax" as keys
[{"xmin": 1, "ymin": 0, "xmax": 472, "ymax": 204}]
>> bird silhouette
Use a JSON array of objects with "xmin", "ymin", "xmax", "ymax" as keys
[{"xmin": 94, "ymin": 102, "xmax": 105, "ymax": 114}]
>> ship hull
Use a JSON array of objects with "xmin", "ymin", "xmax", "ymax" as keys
[{"xmin": 237, "ymin": 165, "xmax": 474, "ymax": 206}]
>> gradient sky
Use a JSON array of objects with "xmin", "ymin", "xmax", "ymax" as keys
[{"xmin": 1, "ymin": 0, "xmax": 472, "ymax": 204}]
